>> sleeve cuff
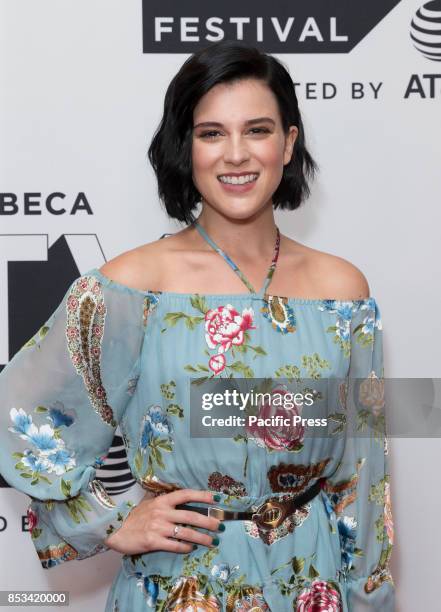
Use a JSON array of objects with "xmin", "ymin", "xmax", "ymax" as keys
[
  {"xmin": 28, "ymin": 479, "xmax": 136, "ymax": 568},
  {"xmin": 344, "ymin": 569, "xmax": 395, "ymax": 611}
]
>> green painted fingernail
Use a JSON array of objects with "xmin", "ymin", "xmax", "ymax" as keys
[
  {"xmin": 212, "ymin": 536, "xmax": 220, "ymax": 546},
  {"xmin": 213, "ymin": 493, "xmax": 221, "ymax": 502},
  {"xmin": 192, "ymin": 544, "xmax": 198, "ymax": 550},
  {"xmin": 218, "ymin": 522, "xmax": 226, "ymax": 532}
]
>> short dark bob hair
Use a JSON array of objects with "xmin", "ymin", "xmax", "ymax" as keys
[{"xmin": 148, "ymin": 39, "xmax": 318, "ymax": 225}]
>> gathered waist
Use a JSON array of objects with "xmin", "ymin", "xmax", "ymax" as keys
[
  {"xmin": 181, "ymin": 478, "xmax": 326, "ymax": 511},
  {"xmin": 122, "ymin": 479, "xmax": 327, "ymax": 580}
]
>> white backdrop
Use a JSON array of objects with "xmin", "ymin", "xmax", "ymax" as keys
[{"xmin": 1, "ymin": 1, "xmax": 440, "ymax": 610}]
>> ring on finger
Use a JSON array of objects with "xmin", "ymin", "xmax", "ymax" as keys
[{"xmin": 172, "ymin": 524, "xmax": 182, "ymax": 539}]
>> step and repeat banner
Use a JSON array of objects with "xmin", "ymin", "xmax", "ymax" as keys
[{"xmin": 1, "ymin": 1, "xmax": 440, "ymax": 610}]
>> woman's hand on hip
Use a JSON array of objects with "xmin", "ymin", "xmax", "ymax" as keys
[{"xmin": 103, "ymin": 489, "xmax": 223, "ymax": 555}]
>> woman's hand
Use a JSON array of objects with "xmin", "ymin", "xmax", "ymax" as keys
[{"xmin": 104, "ymin": 489, "xmax": 223, "ymax": 555}]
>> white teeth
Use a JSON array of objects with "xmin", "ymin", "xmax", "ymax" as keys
[{"xmin": 218, "ymin": 174, "xmax": 258, "ymax": 185}]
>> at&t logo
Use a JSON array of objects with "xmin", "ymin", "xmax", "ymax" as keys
[{"xmin": 410, "ymin": 0, "xmax": 441, "ymax": 61}]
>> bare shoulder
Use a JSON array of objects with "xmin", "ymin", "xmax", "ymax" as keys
[
  {"xmin": 98, "ymin": 237, "xmax": 171, "ymax": 292},
  {"xmin": 283, "ymin": 236, "xmax": 370, "ymax": 300},
  {"xmin": 98, "ymin": 227, "xmax": 194, "ymax": 291},
  {"xmin": 307, "ymin": 248, "xmax": 370, "ymax": 300},
  {"xmin": 99, "ymin": 230, "xmax": 370, "ymax": 299}
]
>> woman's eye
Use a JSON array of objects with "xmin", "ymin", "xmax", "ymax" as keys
[
  {"xmin": 200, "ymin": 131, "xmax": 222, "ymax": 139},
  {"xmin": 249, "ymin": 127, "xmax": 270, "ymax": 135},
  {"xmin": 199, "ymin": 127, "xmax": 270, "ymax": 139}
]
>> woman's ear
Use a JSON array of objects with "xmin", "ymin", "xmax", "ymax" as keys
[{"xmin": 283, "ymin": 125, "xmax": 299, "ymax": 166}]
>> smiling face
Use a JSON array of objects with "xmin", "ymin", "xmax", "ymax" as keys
[{"xmin": 191, "ymin": 78, "xmax": 298, "ymax": 221}]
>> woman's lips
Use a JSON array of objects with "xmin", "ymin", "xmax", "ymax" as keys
[{"xmin": 217, "ymin": 175, "xmax": 259, "ymax": 193}]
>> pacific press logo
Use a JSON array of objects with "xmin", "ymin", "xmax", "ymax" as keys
[{"xmin": 410, "ymin": 0, "xmax": 441, "ymax": 61}]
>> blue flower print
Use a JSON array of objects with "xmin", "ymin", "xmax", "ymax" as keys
[
  {"xmin": 8, "ymin": 407, "xmax": 33, "ymax": 438},
  {"xmin": 358, "ymin": 297, "xmax": 382, "ymax": 330},
  {"xmin": 21, "ymin": 449, "xmax": 49, "ymax": 473},
  {"xmin": 373, "ymin": 299, "xmax": 382, "ymax": 329},
  {"xmin": 335, "ymin": 316, "xmax": 351, "ymax": 342},
  {"xmin": 47, "ymin": 402, "xmax": 75, "ymax": 428},
  {"xmin": 318, "ymin": 300, "xmax": 358, "ymax": 356},
  {"xmin": 319, "ymin": 300, "xmax": 353, "ymax": 320},
  {"xmin": 351, "ymin": 299, "xmax": 380, "ymax": 349},
  {"xmin": 321, "ymin": 491, "xmax": 336, "ymax": 520},
  {"xmin": 140, "ymin": 405, "xmax": 172, "ymax": 451},
  {"xmin": 135, "ymin": 573, "xmax": 159, "ymax": 608},
  {"xmin": 45, "ymin": 447, "xmax": 76, "ymax": 475},
  {"xmin": 361, "ymin": 314, "xmax": 375, "ymax": 336},
  {"xmin": 337, "ymin": 515, "xmax": 357, "ymax": 572},
  {"xmin": 210, "ymin": 562, "xmax": 240, "ymax": 583},
  {"xmin": 318, "ymin": 301, "xmax": 353, "ymax": 336},
  {"xmin": 27, "ymin": 424, "xmax": 60, "ymax": 454},
  {"xmin": 93, "ymin": 455, "xmax": 106, "ymax": 468},
  {"xmin": 9, "ymin": 408, "xmax": 76, "ymax": 482},
  {"xmin": 136, "ymin": 404, "xmax": 174, "ymax": 478},
  {"xmin": 11, "ymin": 417, "xmax": 53, "ymax": 451}
]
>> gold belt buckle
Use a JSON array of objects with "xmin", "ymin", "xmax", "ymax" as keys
[
  {"xmin": 207, "ymin": 507, "xmax": 228, "ymax": 520},
  {"xmin": 251, "ymin": 499, "xmax": 287, "ymax": 530}
]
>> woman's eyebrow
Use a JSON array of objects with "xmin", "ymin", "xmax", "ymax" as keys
[{"xmin": 193, "ymin": 117, "xmax": 276, "ymax": 129}]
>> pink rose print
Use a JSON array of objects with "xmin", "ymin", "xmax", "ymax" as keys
[
  {"xmin": 246, "ymin": 384, "xmax": 305, "ymax": 451},
  {"xmin": 296, "ymin": 579, "xmax": 342, "ymax": 612},
  {"xmin": 27, "ymin": 507, "xmax": 38, "ymax": 532},
  {"xmin": 208, "ymin": 353, "xmax": 226, "ymax": 375},
  {"xmin": 205, "ymin": 304, "xmax": 255, "ymax": 355}
]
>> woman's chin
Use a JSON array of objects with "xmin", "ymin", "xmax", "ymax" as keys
[{"xmin": 201, "ymin": 194, "xmax": 271, "ymax": 220}]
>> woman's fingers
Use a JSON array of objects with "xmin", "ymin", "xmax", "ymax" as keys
[
  {"xmin": 155, "ymin": 536, "xmax": 195, "ymax": 554},
  {"xmin": 169, "ymin": 508, "xmax": 221, "ymax": 533},
  {"xmin": 164, "ymin": 522, "xmax": 219, "ymax": 548},
  {"xmin": 162, "ymin": 488, "xmax": 216, "ymax": 507},
  {"xmin": 104, "ymin": 489, "xmax": 223, "ymax": 555}
]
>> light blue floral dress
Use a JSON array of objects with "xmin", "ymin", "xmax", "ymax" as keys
[{"xmin": 0, "ymin": 220, "xmax": 395, "ymax": 611}]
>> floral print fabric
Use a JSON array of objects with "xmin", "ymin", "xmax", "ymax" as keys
[{"xmin": 0, "ymin": 267, "xmax": 394, "ymax": 611}]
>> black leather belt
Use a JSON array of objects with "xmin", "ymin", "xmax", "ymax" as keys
[{"xmin": 176, "ymin": 478, "xmax": 325, "ymax": 531}]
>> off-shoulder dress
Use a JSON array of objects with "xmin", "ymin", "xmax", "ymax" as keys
[{"xmin": 0, "ymin": 220, "xmax": 395, "ymax": 611}]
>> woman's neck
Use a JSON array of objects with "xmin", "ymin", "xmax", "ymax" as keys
[{"xmin": 194, "ymin": 205, "xmax": 279, "ymax": 261}]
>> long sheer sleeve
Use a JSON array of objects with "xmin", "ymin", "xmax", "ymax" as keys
[
  {"xmin": 323, "ymin": 298, "xmax": 395, "ymax": 610},
  {"xmin": 0, "ymin": 270, "xmax": 147, "ymax": 568}
]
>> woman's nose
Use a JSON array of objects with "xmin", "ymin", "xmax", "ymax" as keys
[{"xmin": 222, "ymin": 136, "xmax": 250, "ymax": 164}]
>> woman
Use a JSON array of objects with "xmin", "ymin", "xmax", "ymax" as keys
[{"xmin": 0, "ymin": 40, "xmax": 394, "ymax": 611}]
